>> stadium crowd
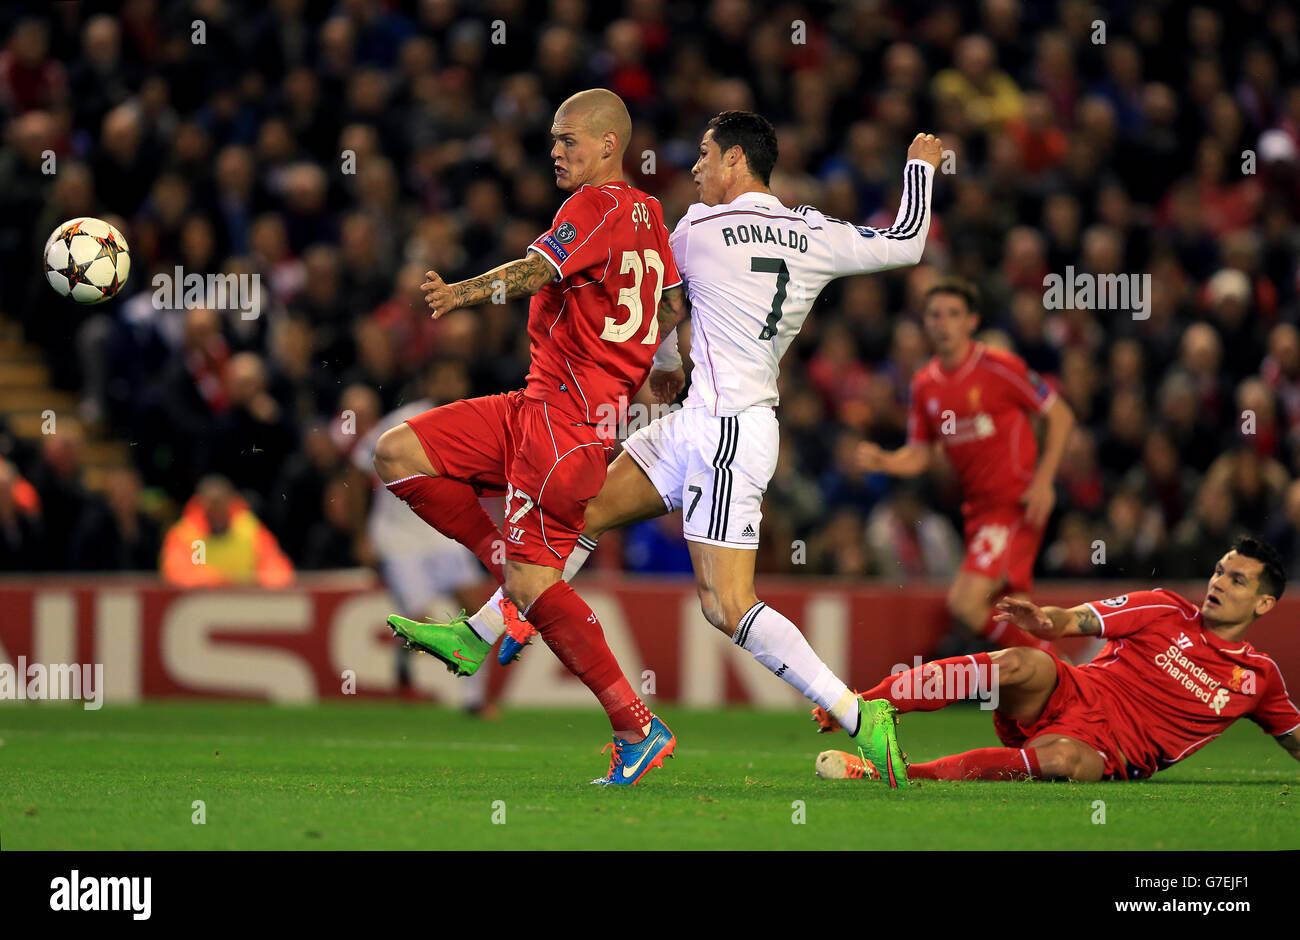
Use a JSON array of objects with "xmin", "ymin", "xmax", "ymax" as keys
[{"xmin": 1, "ymin": 0, "xmax": 1299, "ymax": 586}]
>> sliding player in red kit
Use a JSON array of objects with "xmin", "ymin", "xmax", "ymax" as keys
[
  {"xmin": 373, "ymin": 89, "xmax": 688, "ymax": 785},
  {"xmin": 814, "ymin": 536, "xmax": 1300, "ymax": 786},
  {"xmin": 860, "ymin": 278, "xmax": 1075, "ymax": 654}
]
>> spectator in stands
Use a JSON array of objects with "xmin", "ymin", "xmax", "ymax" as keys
[
  {"xmin": 1165, "ymin": 479, "xmax": 1239, "ymax": 579},
  {"xmin": 0, "ymin": 3, "xmax": 1299, "ymax": 582},
  {"xmin": 0, "ymin": 457, "xmax": 42, "ymax": 569},
  {"xmin": 160, "ymin": 474, "xmax": 293, "ymax": 587},
  {"xmin": 213, "ymin": 351, "xmax": 298, "ymax": 509},
  {"xmin": 866, "ymin": 484, "xmax": 962, "ymax": 581},
  {"xmin": 300, "ymin": 473, "xmax": 363, "ymax": 569},
  {"xmin": 69, "ymin": 466, "xmax": 161, "ymax": 571},
  {"xmin": 27, "ymin": 419, "xmax": 89, "ymax": 570}
]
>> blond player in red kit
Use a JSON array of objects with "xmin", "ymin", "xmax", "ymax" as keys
[{"xmin": 373, "ymin": 89, "xmax": 687, "ymax": 785}]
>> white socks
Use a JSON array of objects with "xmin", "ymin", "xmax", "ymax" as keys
[
  {"xmin": 733, "ymin": 602, "xmax": 860, "ymax": 736},
  {"xmin": 466, "ymin": 534, "xmax": 599, "ymax": 642},
  {"xmin": 467, "ymin": 588, "xmax": 506, "ymax": 643},
  {"xmin": 467, "ymin": 540, "xmax": 863, "ymax": 737},
  {"xmin": 563, "ymin": 534, "xmax": 597, "ymax": 580}
]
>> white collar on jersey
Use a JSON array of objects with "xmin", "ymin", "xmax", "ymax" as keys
[{"xmin": 724, "ymin": 191, "xmax": 778, "ymax": 209}]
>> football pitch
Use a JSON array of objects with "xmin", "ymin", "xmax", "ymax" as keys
[{"xmin": 1, "ymin": 702, "xmax": 1294, "ymax": 851}]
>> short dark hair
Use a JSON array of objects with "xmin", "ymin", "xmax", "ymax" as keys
[
  {"xmin": 706, "ymin": 111, "xmax": 778, "ymax": 186},
  {"xmin": 1231, "ymin": 535, "xmax": 1286, "ymax": 599},
  {"xmin": 924, "ymin": 277, "xmax": 980, "ymax": 314}
]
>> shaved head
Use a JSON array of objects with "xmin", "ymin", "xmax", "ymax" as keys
[
  {"xmin": 555, "ymin": 88, "xmax": 632, "ymax": 157},
  {"xmin": 549, "ymin": 88, "xmax": 631, "ymax": 190}
]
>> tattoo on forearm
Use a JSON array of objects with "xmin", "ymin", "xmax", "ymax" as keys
[
  {"xmin": 453, "ymin": 252, "xmax": 552, "ymax": 308},
  {"xmin": 656, "ymin": 285, "xmax": 688, "ymax": 336},
  {"xmin": 1074, "ymin": 606, "xmax": 1102, "ymax": 635}
]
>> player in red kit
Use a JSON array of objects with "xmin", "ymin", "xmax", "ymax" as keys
[
  {"xmin": 814, "ymin": 536, "xmax": 1300, "ymax": 785},
  {"xmin": 860, "ymin": 278, "xmax": 1075, "ymax": 653},
  {"xmin": 372, "ymin": 89, "xmax": 688, "ymax": 785}
]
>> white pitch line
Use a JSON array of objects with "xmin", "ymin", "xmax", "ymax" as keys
[{"xmin": 0, "ymin": 727, "xmax": 792, "ymax": 759}]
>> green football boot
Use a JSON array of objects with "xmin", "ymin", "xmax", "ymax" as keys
[
  {"xmin": 855, "ymin": 698, "xmax": 910, "ymax": 789},
  {"xmin": 387, "ymin": 611, "xmax": 489, "ymax": 677}
]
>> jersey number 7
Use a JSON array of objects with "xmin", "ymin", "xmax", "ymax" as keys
[
  {"xmin": 751, "ymin": 256, "xmax": 789, "ymax": 340},
  {"xmin": 601, "ymin": 249, "xmax": 665, "ymax": 345}
]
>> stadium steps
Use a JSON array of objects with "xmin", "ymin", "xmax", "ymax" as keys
[{"xmin": 0, "ymin": 325, "xmax": 131, "ymax": 493}]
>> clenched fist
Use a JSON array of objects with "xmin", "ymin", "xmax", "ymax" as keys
[
  {"xmin": 907, "ymin": 133, "xmax": 944, "ymax": 169},
  {"xmin": 649, "ymin": 368, "xmax": 685, "ymax": 404}
]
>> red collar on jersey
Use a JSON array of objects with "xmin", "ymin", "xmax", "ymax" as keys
[{"xmin": 936, "ymin": 341, "xmax": 982, "ymax": 378}]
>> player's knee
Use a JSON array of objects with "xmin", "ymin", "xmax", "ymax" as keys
[
  {"xmin": 989, "ymin": 647, "xmax": 1029, "ymax": 683},
  {"xmin": 373, "ymin": 426, "xmax": 416, "ymax": 483},
  {"xmin": 502, "ymin": 573, "xmax": 544, "ymax": 613},
  {"xmin": 946, "ymin": 590, "xmax": 985, "ymax": 632},
  {"xmin": 503, "ymin": 561, "xmax": 563, "ymax": 613}
]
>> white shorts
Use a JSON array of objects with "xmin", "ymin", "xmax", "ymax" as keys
[
  {"xmin": 380, "ymin": 546, "xmax": 482, "ymax": 616},
  {"xmin": 623, "ymin": 404, "xmax": 778, "ymax": 549}
]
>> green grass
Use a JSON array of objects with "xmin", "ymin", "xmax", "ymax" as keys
[{"xmin": 0, "ymin": 701, "xmax": 1294, "ymax": 850}]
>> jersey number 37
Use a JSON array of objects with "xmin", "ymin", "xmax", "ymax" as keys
[{"xmin": 601, "ymin": 248, "xmax": 665, "ymax": 345}]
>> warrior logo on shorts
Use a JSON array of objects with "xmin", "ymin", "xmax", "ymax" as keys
[
  {"xmin": 555, "ymin": 222, "xmax": 577, "ymax": 244},
  {"xmin": 1099, "ymin": 595, "xmax": 1128, "ymax": 607}
]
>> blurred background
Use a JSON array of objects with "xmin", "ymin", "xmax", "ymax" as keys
[{"xmin": 1, "ymin": 0, "xmax": 1299, "ymax": 704}]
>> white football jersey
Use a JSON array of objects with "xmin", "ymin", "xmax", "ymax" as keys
[
  {"xmin": 668, "ymin": 158, "xmax": 934, "ymax": 415},
  {"xmin": 353, "ymin": 399, "xmax": 461, "ymax": 558}
]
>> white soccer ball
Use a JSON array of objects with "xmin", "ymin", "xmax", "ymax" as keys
[{"xmin": 43, "ymin": 217, "xmax": 131, "ymax": 304}]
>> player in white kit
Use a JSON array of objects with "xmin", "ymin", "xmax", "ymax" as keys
[
  {"xmin": 460, "ymin": 111, "xmax": 943, "ymax": 753},
  {"xmin": 353, "ymin": 365, "xmax": 497, "ymax": 713}
]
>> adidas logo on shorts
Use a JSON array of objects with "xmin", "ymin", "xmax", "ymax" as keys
[{"xmin": 742, "ymin": 524, "xmax": 756, "ymax": 538}]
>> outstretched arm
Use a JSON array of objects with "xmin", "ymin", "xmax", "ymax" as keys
[
  {"xmin": 824, "ymin": 133, "xmax": 942, "ymax": 275},
  {"xmin": 993, "ymin": 598, "xmax": 1104, "ymax": 639},
  {"xmin": 422, "ymin": 251, "xmax": 554, "ymax": 319},
  {"xmin": 1021, "ymin": 396, "xmax": 1075, "ymax": 528},
  {"xmin": 858, "ymin": 441, "xmax": 934, "ymax": 477}
]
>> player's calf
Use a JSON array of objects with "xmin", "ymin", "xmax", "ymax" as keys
[{"xmin": 695, "ymin": 583, "xmax": 761, "ymax": 637}]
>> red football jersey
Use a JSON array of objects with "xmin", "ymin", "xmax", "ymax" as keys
[
  {"xmin": 1077, "ymin": 589, "xmax": 1300, "ymax": 778},
  {"xmin": 907, "ymin": 342, "xmax": 1055, "ymax": 516},
  {"xmin": 525, "ymin": 182, "xmax": 682, "ymax": 423}
]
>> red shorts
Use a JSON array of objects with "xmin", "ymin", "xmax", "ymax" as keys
[
  {"xmin": 404, "ymin": 391, "xmax": 611, "ymax": 569},
  {"xmin": 992, "ymin": 653, "xmax": 1130, "ymax": 780},
  {"xmin": 961, "ymin": 505, "xmax": 1044, "ymax": 593}
]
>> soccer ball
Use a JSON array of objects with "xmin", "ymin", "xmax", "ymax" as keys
[{"xmin": 43, "ymin": 217, "xmax": 131, "ymax": 304}]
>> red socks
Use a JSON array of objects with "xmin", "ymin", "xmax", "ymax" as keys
[
  {"xmin": 386, "ymin": 475, "xmax": 504, "ymax": 584},
  {"xmin": 910, "ymin": 747, "xmax": 1042, "ymax": 781},
  {"xmin": 981, "ymin": 608, "xmax": 1056, "ymax": 653},
  {"xmin": 525, "ymin": 581, "xmax": 652, "ymax": 740},
  {"xmin": 860, "ymin": 653, "xmax": 995, "ymax": 713}
]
